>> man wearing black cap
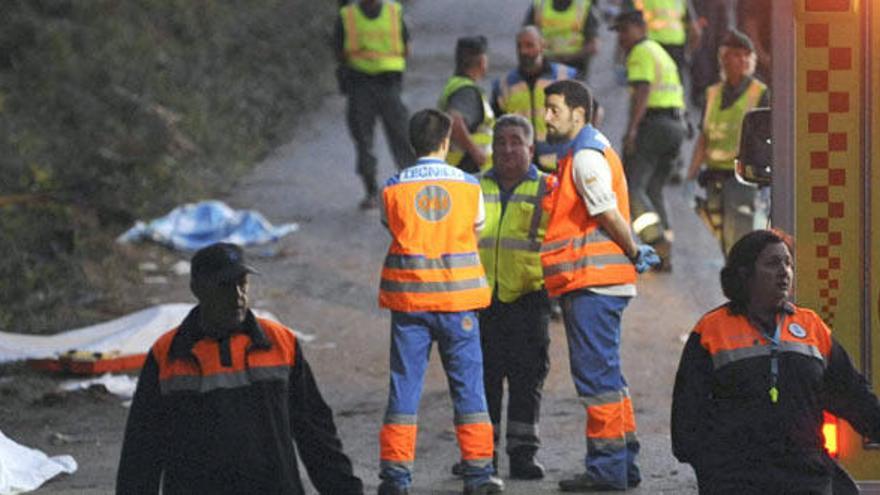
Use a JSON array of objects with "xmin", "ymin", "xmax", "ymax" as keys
[
  {"xmin": 613, "ymin": 9, "xmax": 686, "ymax": 271},
  {"xmin": 686, "ymin": 30, "xmax": 769, "ymax": 256},
  {"xmin": 438, "ymin": 35, "xmax": 495, "ymax": 174},
  {"xmin": 117, "ymin": 242, "xmax": 363, "ymax": 495}
]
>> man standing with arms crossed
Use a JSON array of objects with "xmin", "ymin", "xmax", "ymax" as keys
[
  {"xmin": 541, "ymin": 80, "xmax": 659, "ymax": 491},
  {"xmin": 377, "ymin": 109, "xmax": 504, "ymax": 495},
  {"xmin": 336, "ymin": 0, "xmax": 415, "ymax": 210}
]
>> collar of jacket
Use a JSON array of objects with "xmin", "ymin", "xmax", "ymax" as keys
[{"xmin": 168, "ymin": 306, "xmax": 271, "ymax": 361}]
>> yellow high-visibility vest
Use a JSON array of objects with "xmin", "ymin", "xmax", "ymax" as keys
[
  {"xmin": 438, "ymin": 76, "xmax": 496, "ymax": 172},
  {"xmin": 634, "ymin": 0, "xmax": 686, "ymax": 46},
  {"xmin": 533, "ymin": 0, "xmax": 592, "ymax": 58},
  {"xmin": 703, "ymin": 79, "xmax": 767, "ymax": 170},
  {"xmin": 341, "ymin": 1, "xmax": 405, "ymax": 75}
]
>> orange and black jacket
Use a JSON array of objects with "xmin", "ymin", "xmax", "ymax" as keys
[
  {"xmin": 672, "ymin": 303, "xmax": 880, "ymax": 475},
  {"xmin": 116, "ymin": 308, "xmax": 363, "ymax": 495}
]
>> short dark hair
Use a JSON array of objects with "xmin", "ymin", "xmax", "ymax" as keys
[
  {"xmin": 409, "ymin": 108, "xmax": 452, "ymax": 156},
  {"xmin": 721, "ymin": 229, "xmax": 794, "ymax": 314},
  {"xmin": 544, "ymin": 80, "xmax": 593, "ymax": 123},
  {"xmin": 455, "ymin": 35, "xmax": 487, "ymax": 75}
]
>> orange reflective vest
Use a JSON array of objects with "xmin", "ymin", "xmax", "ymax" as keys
[
  {"xmin": 541, "ymin": 126, "xmax": 636, "ymax": 297},
  {"xmin": 379, "ymin": 158, "xmax": 492, "ymax": 312}
]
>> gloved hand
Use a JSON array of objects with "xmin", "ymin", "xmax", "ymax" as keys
[{"xmin": 631, "ymin": 244, "xmax": 661, "ymax": 273}]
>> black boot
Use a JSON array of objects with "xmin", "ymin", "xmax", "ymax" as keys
[{"xmin": 509, "ymin": 454, "xmax": 544, "ymax": 480}]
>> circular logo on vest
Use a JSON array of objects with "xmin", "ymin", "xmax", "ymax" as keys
[
  {"xmin": 414, "ymin": 185, "xmax": 452, "ymax": 222},
  {"xmin": 788, "ymin": 323, "xmax": 807, "ymax": 339},
  {"xmin": 461, "ymin": 315, "xmax": 475, "ymax": 332}
]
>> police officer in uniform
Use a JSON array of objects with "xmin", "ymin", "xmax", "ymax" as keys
[
  {"xmin": 627, "ymin": 0, "xmax": 697, "ymax": 81},
  {"xmin": 491, "ymin": 26, "xmax": 577, "ymax": 172},
  {"xmin": 614, "ymin": 9, "xmax": 685, "ymax": 271},
  {"xmin": 377, "ymin": 109, "xmax": 504, "ymax": 495},
  {"xmin": 336, "ymin": 0, "xmax": 415, "ymax": 209},
  {"xmin": 687, "ymin": 30, "xmax": 769, "ymax": 256},
  {"xmin": 438, "ymin": 36, "xmax": 495, "ymax": 174},
  {"xmin": 524, "ymin": 0, "xmax": 601, "ymax": 79}
]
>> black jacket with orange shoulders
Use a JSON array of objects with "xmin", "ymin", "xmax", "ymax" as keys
[
  {"xmin": 672, "ymin": 302, "xmax": 880, "ymax": 476},
  {"xmin": 116, "ymin": 308, "xmax": 363, "ymax": 495}
]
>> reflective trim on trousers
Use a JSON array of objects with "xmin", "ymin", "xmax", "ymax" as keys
[
  {"xmin": 506, "ymin": 420, "xmax": 540, "ymax": 452},
  {"xmin": 711, "ymin": 341, "xmax": 825, "ymax": 370},
  {"xmin": 632, "ymin": 212, "xmax": 662, "ymax": 235},
  {"xmin": 380, "ymin": 277, "xmax": 489, "ymax": 293},
  {"xmin": 384, "ymin": 413, "xmax": 417, "ymax": 425},
  {"xmin": 456, "ymin": 412, "xmax": 492, "ymax": 425},
  {"xmin": 543, "ymin": 253, "xmax": 632, "ymax": 277},
  {"xmin": 580, "ymin": 389, "xmax": 625, "ymax": 407},
  {"xmin": 384, "ymin": 252, "xmax": 481, "ymax": 270}
]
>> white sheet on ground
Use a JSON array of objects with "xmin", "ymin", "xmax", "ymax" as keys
[
  {"xmin": 0, "ymin": 429, "xmax": 77, "ymax": 495},
  {"xmin": 59, "ymin": 373, "xmax": 139, "ymax": 399},
  {"xmin": 116, "ymin": 200, "xmax": 298, "ymax": 251},
  {"xmin": 0, "ymin": 304, "xmax": 298, "ymax": 364}
]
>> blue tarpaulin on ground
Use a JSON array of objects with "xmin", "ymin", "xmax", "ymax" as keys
[{"xmin": 117, "ymin": 200, "xmax": 298, "ymax": 251}]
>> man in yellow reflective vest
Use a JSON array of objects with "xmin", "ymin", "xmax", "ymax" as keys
[
  {"xmin": 614, "ymin": 9, "xmax": 685, "ymax": 271},
  {"xmin": 377, "ymin": 109, "xmax": 504, "ymax": 495},
  {"xmin": 491, "ymin": 26, "xmax": 578, "ymax": 172},
  {"xmin": 336, "ymin": 0, "xmax": 415, "ymax": 210},
  {"xmin": 438, "ymin": 36, "xmax": 495, "ymax": 174},
  {"xmin": 450, "ymin": 115, "xmax": 553, "ymax": 480},
  {"xmin": 542, "ymin": 80, "xmax": 659, "ymax": 491},
  {"xmin": 626, "ymin": 0, "xmax": 698, "ymax": 80},
  {"xmin": 686, "ymin": 30, "xmax": 768, "ymax": 256},
  {"xmin": 524, "ymin": 0, "xmax": 601, "ymax": 79}
]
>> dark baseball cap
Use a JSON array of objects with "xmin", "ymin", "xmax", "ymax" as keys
[
  {"xmin": 610, "ymin": 9, "xmax": 646, "ymax": 31},
  {"xmin": 190, "ymin": 242, "xmax": 259, "ymax": 282},
  {"xmin": 721, "ymin": 30, "xmax": 755, "ymax": 53}
]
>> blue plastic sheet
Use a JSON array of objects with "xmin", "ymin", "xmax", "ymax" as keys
[{"xmin": 117, "ymin": 200, "xmax": 298, "ymax": 251}]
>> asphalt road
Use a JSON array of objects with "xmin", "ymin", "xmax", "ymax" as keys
[{"xmin": 2, "ymin": 1, "xmax": 732, "ymax": 493}]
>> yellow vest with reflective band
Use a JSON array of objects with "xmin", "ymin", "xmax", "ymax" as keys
[
  {"xmin": 438, "ymin": 76, "xmax": 496, "ymax": 172},
  {"xmin": 703, "ymin": 79, "xmax": 766, "ymax": 171},
  {"xmin": 634, "ymin": 0, "xmax": 686, "ymax": 46},
  {"xmin": 341, "ymin": 1, "xmax": 405, "ymax": 75},
  {"xmin": 478, "ymin": 170, "xmax": 551, "ymax": 303},
  {"xmin": 627, "ymin": 39, "xmax": 684, "ymax": 109},
  {"xmin": 533, "ymin": 0, "xmax": 591, "ymax": 58},
  {"xmin": 495, "ymin": 63, "xmax": 574, "ymax": 170}
]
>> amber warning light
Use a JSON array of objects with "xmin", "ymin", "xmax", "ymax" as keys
[{"xmin": 822, "ymin": 412, "xmax": 839, "ymax": 458}]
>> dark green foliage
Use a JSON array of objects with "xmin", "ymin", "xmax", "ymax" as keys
[{"xmin": 0, "ymin": 0, "xmax": 336, "ymax": 332}]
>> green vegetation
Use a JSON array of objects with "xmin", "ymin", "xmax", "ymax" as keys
[{"xmin": 0, "ymin": 0, "xmax": 337, "ymax": 332}]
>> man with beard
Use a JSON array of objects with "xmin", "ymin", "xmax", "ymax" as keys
[
  {"xmin": 541, "ymin": 80, "xmax": 659, "ymax": 491},
  {"xmin": 491, "ymin": 26, "xmax": 577, "ymax": 172}
]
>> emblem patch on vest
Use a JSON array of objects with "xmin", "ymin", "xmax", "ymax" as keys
[
  {"xmin": 415, "ymin": 185, "xmax": 452, "ymax": 221},
  {"xmin": 461, "ymin": 315, "xmax": 475, "ymax": 332},
  {"xmin": 788, "ymin": 323, "xmax": 807, "ymax": 339}
]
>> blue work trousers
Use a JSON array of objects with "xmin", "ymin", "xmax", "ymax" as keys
[
  {"xmin": 561, "ymin": 290, "xmax": 641, "ymax": 489},
  {"xmin": 380, "ymin": 310, "xmax": 494, "ymax": 488}
]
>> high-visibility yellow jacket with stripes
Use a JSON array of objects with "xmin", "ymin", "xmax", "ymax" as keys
[
  {"xmin": 479, "ymin": 165, "xmax": 551, "ymax": 303},
  {"xmin": 626, "ymin": 38, "xmax": 685, "ymax": 109},
  {"xmin": 493, "ymin": 62, "xmax": 577, "ymax": 170},
  {"xmin": 533, "ymin": 0, "xmax": 592, "ymax": 58},
  {"xmin": 634, "ymin": 0, "xmax": 686, "ymax": 46},
  {"xmin": 379, "ymin": 158, "xmax": 492, "ymax": 312},
  {"xmin": 703, "ymin": 78, "xmax": 767, "ymax": 171},
  {"xmin": 340, "ymin": 1, "xmax": 405, "ymax": 75},
  {"xmin": 541, "ymin": 125, "xmax": 636, "ymax": 297},
  {"xmin": 438, "ymin": 76, "xmax": 495, "ymax": 171}
]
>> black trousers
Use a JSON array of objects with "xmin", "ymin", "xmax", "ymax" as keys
[
  {"xmin": 479, "ymin": 290, "xmax": 551, "ymax": 458},
  {"xmin": 345, "ymin": 75, "xmax": 414, "ymax": 195}
]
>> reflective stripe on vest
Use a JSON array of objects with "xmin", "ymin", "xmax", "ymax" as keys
[
  {"xmin": 496, "ymin": 63, "xmax": 574, "ymax": 169},
  {"xmin": 694, "ymin": 305, "xmax": 832, "ymax": 372},
  {"xmin": 534, "ymin": 0, "xmax": 591, "ymax": 57},
  {"xmin": 438, "ymin": 76, "xmax": 496, "ymax": 170},
  {"xmin": 627, "ymin": 39, "xmax": 684, "ymax": 109},
  {"xmin": 703, "ymin": 79, "xmax": 766, "ymax": 170},
  {"xmin": 479, "ymin": 172, "xmax": 550, "ymax": 302},
  {"xmin": 342, "ymin": 1, "xmax": 405, "ymax": 75},
  {"xmin": 152, "ymin": 318, "xmax": 297, "ymax": 395},
  {"xmin": 379, "ymin": 160, "xmax": 492, "ymax": 312},
  {"xmin": 541, "ymin": 126, "xmax": 636, "ymax": 297},
  {"xmin": 634, "ymin": 0, "xmax": 686, "ymax": 46}
]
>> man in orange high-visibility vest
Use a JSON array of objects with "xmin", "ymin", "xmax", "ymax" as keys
[
  {"xmin": 377, "ymin": 109, "xmax": 504, "ymax": 495},
  {"xmin": 541, "ymin": 80, "xmax": 659, "ymax": 492}
]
